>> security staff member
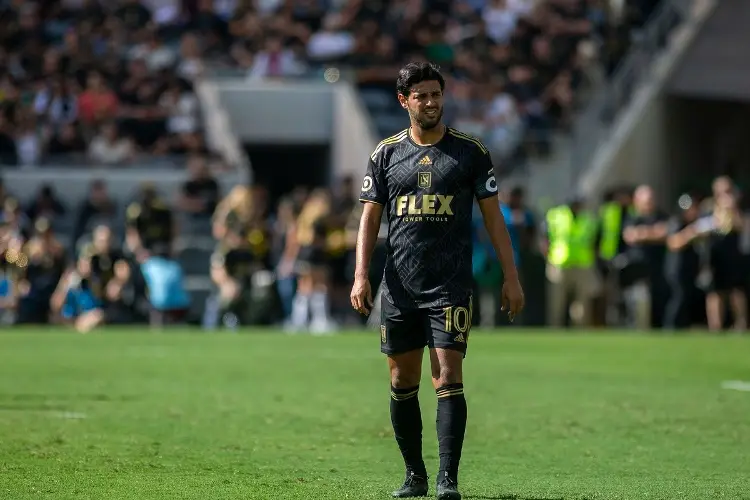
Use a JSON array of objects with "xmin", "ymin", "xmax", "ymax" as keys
[
  {"xmin": 542, "ymin": 197, "xmax": 601, "ymax": 327},
  {"xmin": 598, "ymin": 187, "xmax": 632, "ymax": 325}
]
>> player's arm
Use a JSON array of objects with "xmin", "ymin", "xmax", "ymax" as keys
[
  {"xmin": 354, "ymin": 201, "xmax": 383, "ymax": 282},
  {"xmin": 477, "ymin": 198, "xmax": 519, "ymax": 279},
  {"xmin": 352, "ymin": 155, "xmax": 387, "ymax": 315},
  {"xmin": 471, "ymin": 146, "xmax": 524, "ymax": 317},
  {"xmin": 469, "ymin": 146, "xmax": 518, "ymax": 278}
]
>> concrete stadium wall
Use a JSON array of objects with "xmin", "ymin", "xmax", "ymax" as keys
[{"xmin": 591, "ymin": 93, "xmax": 672, "ymax": 205}]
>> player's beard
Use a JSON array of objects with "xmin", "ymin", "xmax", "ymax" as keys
[{"xmin": 413, "ymin": 107, "xmax": 443, "ymax": 130}]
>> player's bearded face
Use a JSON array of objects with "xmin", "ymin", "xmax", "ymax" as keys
[{"xmin": 401, "ymin": 82, "xmax": 444, "ymax": 130}]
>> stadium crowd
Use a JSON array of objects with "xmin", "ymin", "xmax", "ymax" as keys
[
  {"xmin": 0, "ymin": 0, "xmax": 666, "ymax": 170},
  {"xmin": 480, "ymin": 176, "xmax": 750, "ymax": 332},
  {"xmin": 2, "ymin": 170, "xmax": 749, "ymax": 333},
  {"xmin": 0, "ymin": 0, "xmax": 214, "ymax": 168},
  {"xmin": 216, "ymin": 0, "xmax": 664, "ymax": 167},
  {"xmin": 1, "ymin": 0, "xmax": 716, "ymax": 333}
]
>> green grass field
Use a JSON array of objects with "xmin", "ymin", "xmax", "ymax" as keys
[{"xmin": 1, "ymin": 330, "xmax": 749, "ymax": 500}]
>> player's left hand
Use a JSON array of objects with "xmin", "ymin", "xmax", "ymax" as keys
[
  {"xmin": 350, "ymin": 276, "xmax": 374, "ymax": 316},
  {"xmin": 501, "ymin": 275, "xmax": 525, "ymax": 322}
]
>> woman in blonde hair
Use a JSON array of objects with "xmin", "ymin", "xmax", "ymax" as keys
[
  {"xmin": 702, "ymin": 178, "xmax": 748, "ymax": 331},
  {"xmin": 213, "ymin": 185, "xmax": 254, "ymax": 242},
  {"xmin": 285, "ymin": 189, "xmax": 336, "ymax": 333}
]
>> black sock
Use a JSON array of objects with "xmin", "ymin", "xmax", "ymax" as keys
[
  {"xmin": 390, "ymin": 385, "xmax": 426, "ymax": 477},
  {"xmin": 436, "ymin": 383, "xmax": 467, "ymax": 482}
]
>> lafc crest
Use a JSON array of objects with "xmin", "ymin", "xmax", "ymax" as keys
[
  {"xmin": 418, "ymin": 172, "xmax": 432, "ymax": 189},
  {"xmin": 381, "ymin": 325, "xmax": 386, "ymax": 343}
]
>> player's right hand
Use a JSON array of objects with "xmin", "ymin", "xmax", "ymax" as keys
[
  {"xmin": 350, "ymin": 277, "xmax": 374, "ymax": 316},
  {"xmin": 501, "ymin": 275, "xmax": 525, "ymax": 322}
]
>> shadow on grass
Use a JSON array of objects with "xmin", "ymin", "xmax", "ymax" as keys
[{"xmin": 466, "ymin": 495, "xmax": 567, "ymax": 500}]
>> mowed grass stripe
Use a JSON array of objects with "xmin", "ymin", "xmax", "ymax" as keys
[{"xmin": 0, "ymin": 330, "xmax": 748, "ymax": 499}]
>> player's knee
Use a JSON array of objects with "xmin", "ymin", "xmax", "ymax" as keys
[
  {"xmin": 389, "ymin": 364, "xmax": 421, "ymax": 389},
  {"xmin": 432, "ymin": 362, "xmax": 462, "ymax": 387}
]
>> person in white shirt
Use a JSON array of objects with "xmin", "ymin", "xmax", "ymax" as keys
[
  {"xmin": 88, "ymin": 122, "xmax": 135, "ymax": 166},
  {"xmin": 248, "ymin": 36, "xmax": 306, "ymax": 79}
]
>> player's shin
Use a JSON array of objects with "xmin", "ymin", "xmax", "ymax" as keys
[
  {"xmin": 390, "ymin": 385, "xmax": 426, "ymax": 477},
  {"xmin": 435, "ymin": 383, "xmax": 467, "ymax": 483}
]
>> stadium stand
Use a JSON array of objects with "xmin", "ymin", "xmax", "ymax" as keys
[{"xmin": 3, "ymin": 0, "xmax": 724, "ymax": 333}]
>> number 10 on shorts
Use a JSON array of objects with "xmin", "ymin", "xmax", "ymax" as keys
[{"xmin": 443, "ymin": 302, "xmax": 473, "ymax": 334}]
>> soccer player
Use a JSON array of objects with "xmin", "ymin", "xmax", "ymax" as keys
[{"xmin": 351, "ymin": 62, "xmax": 525, "ymax": 500}]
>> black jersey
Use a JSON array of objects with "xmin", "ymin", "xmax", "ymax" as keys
[{"xmin": 359, "ymin": 127, "xmax": 498, "ymax": 308}]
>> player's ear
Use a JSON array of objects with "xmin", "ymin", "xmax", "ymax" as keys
[{"xmin": 397, "ymin": 93, "xmax": 408, "ymax": 109}]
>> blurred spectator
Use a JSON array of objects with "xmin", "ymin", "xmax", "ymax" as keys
[
  {"xmin": 15, "ymin": 110, "xmax": 43, "ymax": 167},
  {"xmin": 2, "ymin": 198, "xmax": 30, "ymax": 240},
  {"xmin": 88, "ymin": 121, "xmax": 135, "ymax": 165},
  {"xmin": 78, "ymin": 70, "xmax": 119, "ymax": 127},
  {"xmin": 286, "ymin": 189, "xmax": 336, "ymax": 333},
  {"xmin": 72, "ymin": 180, "xmax": 118, "ymax": 247},
  {"xmin": 0, "ymin": 113, "xmax": 18, "ymax": 166},
  {"xmin": 26, "ymin": 185, "xmax": 66, "ymax": 226},
  {"xmin": 176, "ymin": 32, "xmax": 205, "ymax": 81},
  {"xmin": 249, "ymin": 35, "xmax": 307, "ymax": 79},
  {"xmin": 160, "ymin": 79, "xmax": 200, "ymax": 135},
  {"xmin": 79, "ymin": 225, "xmax": 124, "ymax": 299},
  {"xmin": 621, "ymin": 185, "xmax": 669, "ymax": 329},
  {"xmin": 16, "ymin": 218, "xmax": 66, "ymax": 324},
  {"xmin": 46, "ymin": 121, "xmax": 86, "ymax": 156},
  {"xmin": 32, "ymin": 76, "xmax": 78, "ymax": 127},
  {"xmin": 178, "ymin": 154, "xmax": 220, "ymax": 217},
  {"xmin": 542, "ymin": 197, "xmax": 601, "ymax": 328},
  {"xmin": 306, "ymin": 14, "xmax": 354, "ymax": 63},
  {"xmin": 128, "ymin": 28, "xmax": 176, "ymax": 72},
  {"xmin": 501, "ymin": 186, "xmax": 536, "ymax": 265},
  {"xmin": 0, "ymin": 228, "xmax": 19, "ymax": 324},
  {"xmin": 272, "ymin": 195, "xmax": 302, "ymax": 320},
  {"xmin": 703, "ymin": 177, "xmax": 747, "ymax": 331},
  {"xmin": 212, "ymin": 185, "xmax": 253, "ymax": 242},
  {"xmin": 139, "ymin": 248, "xmax": 191, "ymax": 327},
  {"xmin": 103, "ymin": 257, "xmax": 149, "ymax": 325},
  {"xmin": 50, "ymin": 257, "xmax": 105, "ymax": 333},
  {"xmin": 125, "ymin": 184, "xmax": 174, "ymax": 255},
  {"xmin": 208, "ymin": 227, "xmax": 259, "ymax": 328},
  {"xmin": 664, "ymin": 193, "xmax": 703, "ymax": 330},
  {"xmin": 472, "ymin": 185, "xmax": 535, "ymax": 327}
]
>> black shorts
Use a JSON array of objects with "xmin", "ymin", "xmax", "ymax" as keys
[
  {"xmin": 380, "ymin": 296, "xmax": 473, "ymax": 357},
  {"xmin": 296, "ymin": 245, "xmax": 328, "ymax": 271}
]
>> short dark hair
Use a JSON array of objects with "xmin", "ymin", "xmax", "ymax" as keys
[{"xmin": 396, "ymin": 62, "xmax": 445, "ymax": 97}]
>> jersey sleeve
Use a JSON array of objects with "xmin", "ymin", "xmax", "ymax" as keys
[
  {"xmin": 471, "ymin": 147, "xmax": 498, "ymax": 201},
  {"xmin": 359, "ymin": 156, "xmax": 387, "ymax": 205}
]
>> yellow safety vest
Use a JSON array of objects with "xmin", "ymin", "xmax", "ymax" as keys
[
  {"xmin": 546, "ymin": 205, "xmax": 598, "ymax": 268},
  {"xmin": 599, "ymin": 202, "xmax": 622, "ymax": 260}
]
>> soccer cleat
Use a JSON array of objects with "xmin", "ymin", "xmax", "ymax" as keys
[
  {"xmin": 391, "ymin": 471, "xmax": 428, "ymax": 498},
  {"xmin": 436, "ymin": 476, "xmax": 461, "ymax": 500}
]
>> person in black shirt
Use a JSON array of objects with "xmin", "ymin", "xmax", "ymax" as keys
[
  {"xmin": 125, "ymin": 184, "xmax": 174, "ymax": 256},
  {"xmin": 703, "ymin": 178, "xmax": 748, "ymax": 331},
  {"xmin": 621, "ymin": 185, "xmax": 669, "ymax": 329},
  {"xmin": 209, "ymin": 229, "xmax": 264, "ymax": 327},
  {"xmin": 351, "ymin": 62, "xmax": 524, "ymax": 500},
  {"xmin": 178, "ymin": 154, "xmax": 220, "ymax": 218},
  {"xmin": 664, "ymin": 194, "xmax": 704, "ymax": 329},
  {"xmin": 16, "ymin": 218, "xmax": 67, "ymax": 324}
]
